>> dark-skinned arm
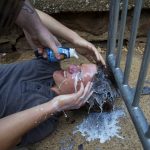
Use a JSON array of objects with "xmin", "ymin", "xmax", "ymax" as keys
[{"xmin": 15, "ymin": 0, "xmax": 61, "ymax": 58}]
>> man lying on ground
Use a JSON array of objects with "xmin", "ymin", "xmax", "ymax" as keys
[{"xmin": 0, "ymin": 57, "xmax": 117, "ymax": 150}]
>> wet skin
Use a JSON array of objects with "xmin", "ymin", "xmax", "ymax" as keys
[{"xmin": 51, "ymin": 64, "xmax": 97, "ymax": 95}]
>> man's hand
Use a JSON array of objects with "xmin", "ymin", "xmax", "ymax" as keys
[
  {"xmin": 72, "ymin": 36, "xmax": 106, "ymax": 66},
  {"xmin": 51, "ymin": 82, "xmax": 93, "ymax": 111},
  {"xmin": 23, "ymin": 28, "xmax": 61, "ymax": 58}
]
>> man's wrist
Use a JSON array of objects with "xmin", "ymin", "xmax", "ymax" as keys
[{"xmin": 44, "ymin": 100, "xmax": 60, "ymax": 116}]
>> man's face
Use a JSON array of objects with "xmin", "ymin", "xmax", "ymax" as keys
[{"xmin": 51, "ymin": 64, "xmax": 97, "ymax": 95}]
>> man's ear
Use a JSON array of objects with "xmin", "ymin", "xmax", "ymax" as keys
[{"xmin": 51, "ymin": 86, "xmax": 60, "ymax": 95}]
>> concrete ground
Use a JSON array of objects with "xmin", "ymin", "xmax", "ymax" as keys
[{"xmin": 0, "ymin": 46, "xmax": 149, "ymax": 150}]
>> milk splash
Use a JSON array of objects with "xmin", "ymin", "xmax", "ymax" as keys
[
  {"xmin": 72, "ymin": 72, "xmax": 82, "ymax": 93},
  {"xmin": 74, "ymin": 108, "xmax": 125, "ymax": 143}
]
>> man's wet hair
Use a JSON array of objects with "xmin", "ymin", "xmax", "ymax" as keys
[{"xmin": 87, "ymin": 64, "xmax": 119, "ymax": 113}]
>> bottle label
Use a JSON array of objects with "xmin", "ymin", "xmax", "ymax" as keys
[{"xmin": 46, "ymin": 47, "xmax": 70, "ymax": 62}]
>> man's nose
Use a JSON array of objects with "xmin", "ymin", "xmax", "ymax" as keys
[{"xmin": 68, "ymin": 65, "xmax": 80, "ymax": 74}]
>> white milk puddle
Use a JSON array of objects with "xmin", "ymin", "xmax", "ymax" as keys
[{"xmin": 74, "ymin": 108, "xmax": 125, "ymax": 143}]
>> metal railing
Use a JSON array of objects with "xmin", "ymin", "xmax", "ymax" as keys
[{"xmin": 106, "ymin": 0, "xmax": 150, "ymax": 149}]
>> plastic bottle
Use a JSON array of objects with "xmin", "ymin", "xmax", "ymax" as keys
[{"xmin": 46, "ymin": 47, "xmax": 79, "ymax": 62}]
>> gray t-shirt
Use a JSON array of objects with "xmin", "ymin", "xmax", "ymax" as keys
[{"xmin": 0, "ymin": 58, "xmax": 61, "ymax": 146}]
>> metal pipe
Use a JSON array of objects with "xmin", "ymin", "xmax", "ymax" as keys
[
  {"xmin": 107, "ymin": 54, "xmax": 150, "ymax": 149},
  {"xmin": 106, "ymin": 0, "xmax": 120, "ymax": 60},
  {"xmin": 123, "ymin": 0, "xmax": 143, "ymax": 85},
  {"xmin": 145, "ymin": 126, "xmax": 150, "ymax": 138},
  {"xmin": 132, "ymin": 31, "xmax": 150, "ymax": 106},
  {"xmin": 115, "ymin": 0, "xmax": 128, "ymax": 68}
]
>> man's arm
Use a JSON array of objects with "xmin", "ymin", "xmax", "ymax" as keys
[
  {"xmin": 35, "ymin": 9, "xmax": 79, "ymax": 44},
  {"xmin": 36, "ymin": 9, "xmax": 106, "ymax": 65},
  {"xmin": 0, "ymin": 101, "xmax": 57, "ymax": 150},
  {"xmin": 15, "ymin": 0, "xmax": 61, "ymax": 59},
  {"xmin": 0, "ymin": 81, "xmax": 92, "ymax": 150}
]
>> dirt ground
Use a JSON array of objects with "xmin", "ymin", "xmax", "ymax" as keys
[{"xmin": 0, "ymin": 45, "xmax": 149, "ymax": 150}]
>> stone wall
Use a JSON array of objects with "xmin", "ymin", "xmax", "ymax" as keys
[
  {"xmin": 31, "ymin": 0, "xmax": 150, "ymax": 13},
  {"xmin": 53, "ymin": 9, "xmax": 150, "ymax": 42}
]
